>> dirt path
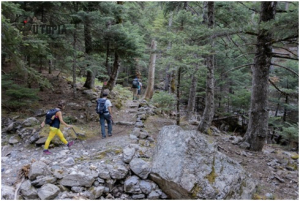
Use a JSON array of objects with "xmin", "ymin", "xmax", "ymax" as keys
[{"xmin": 78, "ymin": 99, "xmax": 139, "ymax": 151}]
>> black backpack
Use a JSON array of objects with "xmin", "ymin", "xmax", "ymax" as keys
[
  {"xmin": 45, "ymin": 108, "xmax": 60, "ymax": 125},
  {"xmin": 96, "ymin": 98, "xmax": 107, "ymax": 114},
  {"xmin": 132, "ymin": 78, "xmax": 139, "ymax": 88}
]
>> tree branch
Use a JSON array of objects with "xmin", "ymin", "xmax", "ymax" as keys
[
  {"xmin": 273, "ymin": 45, "xmax": 298, "ymax": 57},
  {"xmin": 267, "ymin": 34, "xmax": 299, "ymax": 45},
  {"xmin": 269, "ymin": 78, "xmax": 298, "ymax": 98},
  {"xmin": 271, "ymin": 63, "xmax": 298, "ymax": 77},
  {"xmin": 223, "ymin": 63, "xmax": 254, "ymax": 75},
  {"xmin": 272, "ymin": 54, "xmax": 299, "ymax": 61}
]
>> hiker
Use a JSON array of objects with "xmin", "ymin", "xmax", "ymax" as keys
[
  {"xmin": 132, "ymin": 77, "xmax": 139, "ymax": 100},
  {"xmin": 96, "ymin": 92, "xmax": 113, "ymax": 139},
  {"xmin": 40, "ymin": 101, "xmax": 74, "ymax": 155},
  {"xmin": 137, "ymin": 79, "xmax": 142, "ymax": 99}
]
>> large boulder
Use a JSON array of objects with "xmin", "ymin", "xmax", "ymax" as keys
[{"xmin": 150, "ymin": 125, "xmax": 256, "ymax": 200}]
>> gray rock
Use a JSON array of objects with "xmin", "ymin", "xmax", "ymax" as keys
[
  {"xmin": 107, "ymin": 164, "xmax": 128, "ymax": 180},
  {"xmin": 82, "ymin": 90, "xmax": 98, "ymax": 100},
  {"xmin": 129, "ymin": 134, "xmax": 139, "ymax": 142},
  {"xmin": 129, "ymin": 158, "xmax": 151, "ymax": 179},
  {"xmin": 89, "ymin": 186, "xmax": 105, "ymax": 199},
  {"xmin": 28, "ymin": 131, "xmax": 40, "ymax": 144},
  {"xmin": 124, "ymin": 175, "xmax": 141, "ymax": 194},
  {"xmin": 139, "ymin": 180, "xmax": 153, "ymax": 195},
  {"xmin": 146, "ymin": 136, "xmax": 155, "ymax": 142},
  {"xmin": 150, "ymin": 125, "xmax": 256, "ymax": 200},
  {"xmin": 98, "ymin": 166, "xmax": 111, "ymax": 180},
  {"xmin": 148, "ymin": 190, "xmax": 160, "ymax": 199},
  {"xmin": 139, "ymin": 131, "xmax": 149, "ymax": 139},
  {"xmin": 31, "ymin": 175, "xmax": 57, "ymax": 187},
  {"xmin": 9, "ymin": 136, "xmax": 19, "ymax": 144},
  {"xmin": 37, "ymin": 183, "xmax": 60, "ymax": 200},
  {"xmin": 132, "ymin": 127, "xmax": 141, "ymax": 137},
  {"xmin": 60, "ymin": 174, "xmax": 95, "ymax": 187},
  {"xmin": 22, "ymin": 117, "xmax": 39, "ymax": 127},
  {"xmin": 132, "ymin": 194, "xmax": 145, "ymax": 199},
  {"xmin": 122, "ymin": 146, "xmax": 136, "ymax": 163},
  {"xmin": 20, "ymin": 180, "xmax": 39, "ymax": 199},
  {"xmin": 71, "ymin": 186, "xmax": 84, "ymax": 193},
  {"xmin": 29, "ymin": 161, "xmax": 47, "ymax": 180},
  {"xmin": 139, "ymin": 139, "xmax": 150, "ymax": 147},
  {"xmin": 1, "ymin": 185, "xmax": 15, "ymax": 200},
  {"xmin": 239, "ymin": 141, "xmax": 250, "ymax": 149},
  {"xmin": 35, "ymin": 137, "xmax": 47, "ymax": 146},
  {"xmin": 53, "ymin": 169, "xmax": 64, "ymax": 179},
  {"xmin": 60, "ymin": 157, "xmax": 75, "ymax": 167},
  {"xmin": 135, "ymin": 122, "xmax": 144, "ymax": 128}
]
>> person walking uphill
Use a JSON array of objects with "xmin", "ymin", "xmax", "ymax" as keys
[
  {"xmin": 96, "ymin": 92, "xmax": 113, "ymax": 139},
  {"xmin": 40, "ymin": 101, "xmax": 74, "ymax": 155},
  {"xmin": 132, "ymin": 77, "xmax": 139, "ymax": 100}
]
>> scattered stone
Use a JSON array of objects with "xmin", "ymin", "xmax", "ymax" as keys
[
  {"xmin": 124, "ymin": 175, "xmax": 141, "ymax": 194},
  {"xmin": 20, "ymin": 180, "xmax": 39, "ymax": 199},
  {"xmin": 122, "ymin": 146, "xmax": 136, "ymax": 163},
  {"xmin": 107, "ymin": 164, "xmax": 128, "ymax": 180},
  {"xmin": 29, "ymin": 161, "xmax": 47, "ymax": 180},
  {"xmin": 60, "ymin": 174, "xmax": 95, "ymax": 187},
  {"xmin": 129, "ymin": 158, "xmax": 151, "ymax": 179},
  {"xmin": 37, "ymin": 183, "xmax": 60, "ymax": 200}
]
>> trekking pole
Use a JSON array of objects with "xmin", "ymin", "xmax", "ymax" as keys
[{"xmin": 70, "ymin": 127, "xmax": 88, "ymax": 150}]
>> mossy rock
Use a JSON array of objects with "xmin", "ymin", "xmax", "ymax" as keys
[{"xmin": 291, "ymin": 153, "xmax": 299, "ymax": 160}]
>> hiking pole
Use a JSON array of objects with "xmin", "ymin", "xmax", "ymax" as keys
[{"xmin": 70, "ymin": 127, "xmax": 88, "ymax": 150}]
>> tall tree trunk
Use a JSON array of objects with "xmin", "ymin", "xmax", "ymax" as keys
[
  {"xmin": 242, "ymin": 2, "xmax": 277, "ymax": 151},
  {"xmin": 105, "ymin": 42, "xmax": 111, "ymax": 76},
  {"xmin": 102, "ymin": 52, "xmax": 120, "ymax": 95},
  {"xmin": 187, "ymin": 64, "xmax": 200, "ymax": 120},
  {"xmin": 48, "ymin": 60, "xmax": 52, "ymax": 74},
  {"xmin": 100, "ymin": 1, "xmax": 123, "ymax": 96},
  {"xmin": 176, "ymin": 67, "xmax": 182, "ymax": 125},
  {"xmin": 83, "ymin": 5, "xmax": 94, "ymax": 89},
  {"xmin": 144, "ymin": 39, "xmax": 157, "ymax": 99},
  {"xmin": 72, "ymin": 23, "xmax": 77, "ymax": 98},
  {"xmin": 198, "ymin": 1, "xmax": 215, "ymax": 134},
  {"xmin": 165, "ymin": 14, "xmax": 173, "ymax": 92}
]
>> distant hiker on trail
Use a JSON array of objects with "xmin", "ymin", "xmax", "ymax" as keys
[
  {"xmin": 137, "ymin": 79, "xmax": 142, "ymax": 99},
  {"xmin": 41, "ymin": 101, "xmax": 74, "ymax": 155},
  {"xmin": 96, "ymin": 92, "xmax": 113, "ymax": 139},
  {"xmin": 132, "ymin": 77, "xmax": 139, "ymax": 100}
]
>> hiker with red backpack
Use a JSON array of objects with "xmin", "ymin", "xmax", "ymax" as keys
[
  {"xmin": 96, "ymin": 92, "xmax": 113, "ymax": 139},
  {"xmin": 40, "ymin": 101, "xmax": 74, "ymax": 155}
]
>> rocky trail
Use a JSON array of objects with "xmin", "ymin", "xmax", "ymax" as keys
[{"xmin": 1, "ymin": 74, "xmax": 299, "ymax": 200}]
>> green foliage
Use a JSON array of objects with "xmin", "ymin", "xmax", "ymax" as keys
[
  {"xmin": 2, "ymin": 75, "xmax": 39, "ymax": 110},
  {"xmin": 151, "ymin": 91, "xmax": 176, "ymax": 113},
  {"xmin": 279, "ymin": 123, "xmax": 299, "ymax": 143},
  {"xmin": 229, "ymin": 90, "xmax": 251, "ymax": 112}
]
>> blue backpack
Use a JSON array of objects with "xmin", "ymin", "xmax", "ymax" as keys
[
  {"xmin": 45, "ymin": 108, "xmax": 60, "ymax": 125},
  {"xmin": 132, "ymin": 78, "xmax": 139, "ymax": 88},
  {"xmin": 96, "ymin": 98, "xmax": 107, "ymax": 114}
]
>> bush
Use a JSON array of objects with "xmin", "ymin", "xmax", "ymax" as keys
[
  {"xmin": 279, "ymin": 123, "xmax": 299, "ymax": 144},
  {"xmin": 151, "ymin": 91, "xmax": 176, "ymax": 113},
  {"xmin": 2, "ymin": 75, "xmax": 39, "ymax": 111}
]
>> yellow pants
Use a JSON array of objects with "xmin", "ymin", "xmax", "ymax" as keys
[{"xmin": 44, "ymin": 127, "xmax": 68, "ymax": 149}]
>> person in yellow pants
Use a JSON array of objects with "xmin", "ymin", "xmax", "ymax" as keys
[{"xmin": 41, "ymin": 101, "xmax": 73, "ymax": 155}]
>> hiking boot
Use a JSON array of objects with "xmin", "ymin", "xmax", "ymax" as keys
[
  {"xmin": 67, "ymin": 141, "xmax": 74, "ymax": 148},
  {"xmin": 108, "ymin": 134, "xmax": 112, "ymax": 137},
  {"xmin": 43, "ymin": 150, "xmax": 52, "ymax": 155},
  {"xmin": 102, "ymin": 136, "xmax": 106, "ymax": 139}
]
